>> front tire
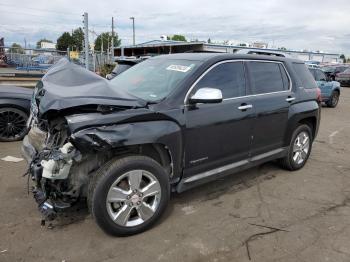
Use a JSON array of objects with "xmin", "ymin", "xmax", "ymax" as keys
[
  {"xmin": 327, "ymin": 90, "xmax": 339, "ymax": 108},
  {"xmin": 88, "ymin": 155, "xmax": 170, "ymax": 236},
  {"xmin": 279, "ymin": 124, "xmax": 313, "ymax": 171},
  {"xmin": 0, "ymin": 107, "xmax": 28, "ymax": 142}
]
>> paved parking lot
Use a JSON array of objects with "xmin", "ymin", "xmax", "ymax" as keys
[{"xmin": 1, "ymin": 88, "xmax": 350, "ymax": 262}]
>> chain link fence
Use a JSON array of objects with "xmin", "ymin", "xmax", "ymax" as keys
[{"xmin": 3, "ymin": 47, "xmax": 114, "ymax": 73}]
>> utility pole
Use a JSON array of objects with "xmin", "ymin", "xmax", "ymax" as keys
[
  {"xmin": 111, "ymin": 17, "xmax": 114, "ymax": 57},
  {"xmin": 130, "ymin": 17, "xmax": 135, "ymax": 45},
  {"xmin": 83, "ymin": 12, "xmax": 89, "ymax": 70}
]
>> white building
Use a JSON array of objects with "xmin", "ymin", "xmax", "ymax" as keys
[{"xmin": 40, "ymin": 41, "xmax": 56, "ymax": 50}]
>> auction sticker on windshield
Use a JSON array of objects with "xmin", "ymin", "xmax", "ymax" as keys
[{"xmin": 166, "ymin": 64, "xmax": 193, "ymax": 73}]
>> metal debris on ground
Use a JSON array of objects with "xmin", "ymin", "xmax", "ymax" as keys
[{"xmin": 0, "ymin": 156, "xmax": 24, "ymax": 162}]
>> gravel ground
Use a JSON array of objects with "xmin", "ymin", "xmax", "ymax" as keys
[{"xmin": 1, "ymin": 88, "xmax": 350, "ymax": 262}]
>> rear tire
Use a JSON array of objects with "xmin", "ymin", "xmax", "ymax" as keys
[
  {"xmin": 327, "ymin": 90, "xmax": 339, "ymax": 108},
  {"xmin": 88, "ymin": 155, "xmax": 170, "ymax": 236},
  {"xmin": 279, "ymin": 124, "xmax": 313, "ymax": 171},
  {"xmin": 0, "ymin": 107, "xmax": 28, "ymax": 142}
]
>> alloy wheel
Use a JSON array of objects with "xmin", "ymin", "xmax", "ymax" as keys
[
  {"xmin": 0, "ymin": 108, "xmax": 28, "ymax": 141},
  {"xmin": 292, "ymin": 131, "xmax": 310, "ymax": 165},
  {"xmin": 106, "ymin": 170, "xmax": 161, "ymax": 227}
]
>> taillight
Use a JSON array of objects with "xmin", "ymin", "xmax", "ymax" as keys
[{"xmin": 316, "ymin": 87, "xmax": 322, "ymax": 103}]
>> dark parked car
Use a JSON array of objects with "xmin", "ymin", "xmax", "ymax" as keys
[
  {"xmin": 335, "ymin": 68, "xmax": 350, "ymax": 86},
  {"xmin": 322, "ymin": 65, "xmax": 349, "ymax": 81},
  {"xmin": 22, "ymin": 55, "xmax": 321, "ymax": 236},
  {"xmin": 106, "ymin": 57, "xmax": 146, "ymax": 80},
  {"xmin": 309, "ymin": 68, "xmax": 341, "ymax": 108},
  {"xmin": 0, "ymin": 85, "xmax": 32, "ymax": 141}
]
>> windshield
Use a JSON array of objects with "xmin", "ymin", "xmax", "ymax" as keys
[{"xmin": 109, "ymin": 58, "xmax": 201, "ymax": 101}]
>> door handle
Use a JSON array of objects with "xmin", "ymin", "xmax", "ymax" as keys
[
  {"xmin": 286, "ymin": 97, "xmax": 295, "ymax": 102},
  {"xmin": 238, "ymin": 104, "xmax": 253, "ymax": 110}
]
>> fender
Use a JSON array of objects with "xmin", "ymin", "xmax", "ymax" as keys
[
  {"xmin": 284, "ymin": 100, "xmax": 320, "ymax": 146},
  {"xmin": 0, "ymin": 98, "xmax": 30, "ymax": 112},
  {"xmin": 70, "ymin": 120, "xmax": 183, "ymax": 179}
]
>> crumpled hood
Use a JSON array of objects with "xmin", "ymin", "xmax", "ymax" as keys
[{"xmin": 36, "ymin": 58, "xmax": 146, "ymax": 115}]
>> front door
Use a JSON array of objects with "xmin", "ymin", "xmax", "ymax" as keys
[{"xmin": 183, "ymin": 61, "xmax": 255, "ymax": 178}]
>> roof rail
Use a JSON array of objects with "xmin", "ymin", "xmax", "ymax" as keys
[{"xmin": 235, "ymin": 49, "xmax": 290, "ymax": 57}]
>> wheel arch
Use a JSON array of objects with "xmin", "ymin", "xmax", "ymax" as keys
[
  {"xmin": 71, "ymin": 120, "xmax": 183, "ymax": 181},
  {"xmin": 0, "ymin": 98, "xmax": 31, "ymax": 114},
  {"xmin": 284, "ymin": 101, "xmax": 320, "ymax": 146},
  {"xmin": 333, "ymin": 87, "xmax": 340, "ymax": 94},
  {"xmin": 298, "ymin": 117, "xmax": 317, "ymax": 139}
]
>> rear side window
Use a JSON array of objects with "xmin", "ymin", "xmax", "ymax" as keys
[
  {"xmin": 194, "ymin": 62, "xmax": 246, "ymax": 98},
  {"xmin": 247, "ymin": 61, "xmax": 285, "ymax": 94},
  {"xmin": 279, "ymin": 64, "xmax": 290, "ymax": 90},
  {"xmin": 293, "ymin": 63, "xmax": 316, "ymax": 89}
]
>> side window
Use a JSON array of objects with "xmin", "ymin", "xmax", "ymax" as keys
[
  {"xmin": 247, "ymin": 61, "xmax": 285, "ymax": 94},
  {"xmin": 316, "ymin": 70, "xmax": 326, "ymax": 81},
  {"xmin": 292, "ymin": 63, "xmax": 316, "ymax": 89},
  {"xmin": 194, "ymin": 62, "xmax": 246, "ymax": 99},
  {"xmin": 309, "ymin": 69, "xmax": 316, "ymax": 80},
  {"xmin": 279, "ymin": 64, "xmax": 290, "ymax": 90}
]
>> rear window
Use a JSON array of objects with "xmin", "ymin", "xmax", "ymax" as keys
[
  {"xmin": 293, "ymin": 63, "xmax": 316, "ymax": 89},
  {"xmin": 247, "ymin": 61, "xmax": 285, "ymax": 94}
]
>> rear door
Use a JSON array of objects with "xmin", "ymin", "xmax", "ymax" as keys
[{"xmin": 246, "ymin": 61, "xmax": 293, "ymax": 156}]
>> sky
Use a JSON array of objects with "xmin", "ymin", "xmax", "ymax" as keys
[{"xmin": 1, "ymin": 0, "xmax": 350, "ymax": 55}]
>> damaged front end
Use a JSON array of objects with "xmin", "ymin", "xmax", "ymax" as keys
[
  {"xmin": 22, "ymin": 117, "xmax": 113, "ymax": 222},
  {"xmin": 21, "ymin": 58, "xmax": 180, "ymax": 226},
  {"xmin": 22, "ymin": 117, "xmax": 79, "ymax": 221},
  {"xmin": 21, "ymin": 59, "xmax": 143, "ymax": 222}
]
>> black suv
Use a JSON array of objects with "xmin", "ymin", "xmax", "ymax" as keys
[{"xmin": 22, "ymin": 54, "xmax": 321, "ymax": 236}]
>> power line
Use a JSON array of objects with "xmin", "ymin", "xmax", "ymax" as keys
[
  {"xmin": 0, "ymin": 3, "xmax": 80, "ymax": 16},
  {"xmin": 0, "ymin": 9, "xmax": 80, "ymax": 24}
]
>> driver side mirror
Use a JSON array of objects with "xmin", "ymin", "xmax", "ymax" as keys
[{"xmin": 189, "ymin": 88, "xmax": 223, "ymax": 104}]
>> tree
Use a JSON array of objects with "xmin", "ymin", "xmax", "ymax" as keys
[
  {"xmin": 71, "ymin": 27, "xmax": 84, "ymax": 51},
  {"xmin": 94, "ymin": 32, "xmax": 121, "ymax": 52},
  {"xmin": 238, "ymin": 43, "xmax": 247, "ymax": 47},
  {"xmin": 207, "ymin": 38, "xmax": 211, "ymax": 44},
  {"xmin": 167, "ymin": 34, "xmax": 187, "ymax": 42},
  {"xmin": 9, "ymin": 43, "xmax": 25, "ymax": 54},
  {"xmin": 56, "ymin": 32, "xmax": 73, "ymax": 51},
  {"xmin": 278, "ymin": 47, "xmax": 287, "ymax": 51},
  {"xmin": 36, "ymin": 38, "xmax": 52, "ymax": 49},
  {"xmin": 340, "ymin": 54, "xmax": 346, "ymax": 61}
]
